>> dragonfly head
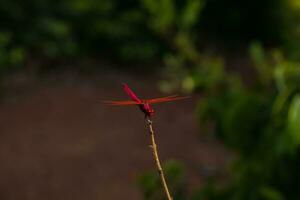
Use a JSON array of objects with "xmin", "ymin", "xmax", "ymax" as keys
[{"xmin": 148, "ymin": 108, "xmax": 155, "ymax": 117}]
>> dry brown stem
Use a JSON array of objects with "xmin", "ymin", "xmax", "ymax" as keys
[{"xmin": 146, "ymin": 119, "xmax": 172, "ymax": 200}]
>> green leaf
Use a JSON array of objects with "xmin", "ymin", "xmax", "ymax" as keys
[
  {"xmin": 259, "ymin": 186, "xmax": 284, "ymax": 200},
  {"xmin": 287, "ymin": 94, "xmax": 300, "ymax": 147},
  {"xmin": 0, "ymin": 32, "xmax": 11, "ymax": 47},
  {"xmin": 141, "ymin": 0, "xmax": 175, "ymax": 33},
  {"xmin": 9, "ymin": 47, "xmax": 25, "ymax": 65},
  {"xmin": 179, "ymin": 0, "xmax": 204, "ymax": 29}
]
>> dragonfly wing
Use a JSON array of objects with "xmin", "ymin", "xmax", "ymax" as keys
[
  {"xmin": 147, "ymin": 96, "xmax": 190, "ymax": 104},
  {"xmin": 102, "ymin": 100, "xmax": 142, "ymax": 106},
  {"xmin": 144, "ymin": 95, "xmax": 178, "ymax": 102},
  {"xmin": 122, "ymin": 83, "xmax": 142, "ymax": 103}
]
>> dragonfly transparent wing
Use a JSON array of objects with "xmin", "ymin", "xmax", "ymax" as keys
[
  {"xmin": 147, "ymin": 96, "xmax": 190, "ymax": 104},
  {"xmin": 102, "ymin": 100, "xmax": 142, "ymax": 106}
]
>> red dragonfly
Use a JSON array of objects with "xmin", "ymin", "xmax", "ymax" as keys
[{"xmin": 103, "ymin": 83, "xmax": 190, "ymax": 118}]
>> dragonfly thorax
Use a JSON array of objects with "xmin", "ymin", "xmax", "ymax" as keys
[{"xmin": 141, "ymin": 102, "xmax": 155, "ymax": 117}]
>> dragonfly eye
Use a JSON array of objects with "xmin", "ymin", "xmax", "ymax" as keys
[{"xmin": 148, "ymin": 110, "xmax": 155, "ymax": 117}]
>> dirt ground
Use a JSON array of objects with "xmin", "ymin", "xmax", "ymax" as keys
[{"xmin": 0, "ymin": 68, "xmax": 229, "ymax": 200}]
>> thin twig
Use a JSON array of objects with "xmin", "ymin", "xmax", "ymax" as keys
[{"xmin": 146, "ymin": 118, "xmax": 173, "ymax": 200}]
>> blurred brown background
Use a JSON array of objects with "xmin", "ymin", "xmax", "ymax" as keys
[{"xmin": 0, "ymin": 69, "xmax": 228, "ymax": 200}]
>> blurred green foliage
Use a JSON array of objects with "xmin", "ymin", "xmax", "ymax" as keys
[
  {"xmin": 1, "ymin": 0, "xmax": 300, "ymax": 70},
  {"xmin": 195, "ymin": 45, "xmax": 300, "ymax": 199},
  {"xmin": 144, "ymin": 45, "xmax": 300, "ymax": 200},
  {"xmin": 0, "ymin": 0, "xmax": 162, "ymax": 70},
  {"xmin": 137, "ymin": 0, "xmax": 300, "ymax": 199},
  {"xmin": 153, "ymin": 42, "xmax": 300, "ymax": 199}
]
